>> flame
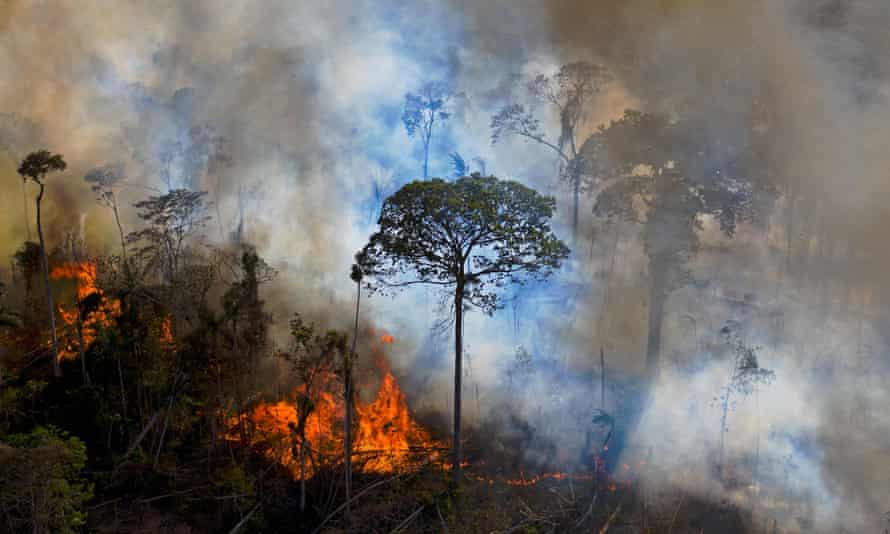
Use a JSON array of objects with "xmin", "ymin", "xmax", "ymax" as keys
[
  {"xmin": 234, "ymin": 341, "xmax": 443, "ymax": 479},
  {"xmin": 50, "ymin": 261, "xmax": 120, "ymax": 360},
  {"xmin": 353, "ymin": 356, "xmax": 438, "ymax": 472},
  {"xmin": 159, "ymin": 316, "xmax": 175, "ymax": 350},
  {"xmin": 380, "ymin": 334, "xmax": 395, "ymax": 344}
]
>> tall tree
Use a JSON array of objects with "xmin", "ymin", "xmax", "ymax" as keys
[
  {"xmin": 17, "ymin": 150, "xmax": 67, "ymax": 377},
  {"xmin": 0, "ymin": 113, "xmax": 43, "ymax": 241},
  {"xmin": 356, "ymin": 174, "xmax": 569, "ymax": 484},
  {"xmin": 588, "ymin": 109, "xmax": 773, "ymax": 401},
  {"xmin": 345, "ymin": 263, "xmax": 363, "ymax": 519},
  {"xmin": 84, "ymin": 164, "xmax": 128, "ymax": 261},
  {"xmin": 491, "ymin": 62, "xmax": 612, "ymax": 245},
  {"xmin": 127, "ymin": 189, "xmax": 210, "ymax": 283},
  {"xmin": 402, "ymin": 81, "xmax": 451, "ymax": 180}
]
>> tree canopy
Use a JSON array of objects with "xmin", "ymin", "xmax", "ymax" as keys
[{"xmin": 357, "ymin": 174, "xmax": 570, "ymax": 313}]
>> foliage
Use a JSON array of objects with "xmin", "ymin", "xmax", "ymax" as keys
[
  {"xmin": 0, "ymin": 426, "xmax": 92, "ymax": 533},
  {"xmin": 83, "ymin": 163, "xmax": 125, "ymax": 207},
  {"xmin": 17, "ymin": 150, "xmax": 67, "ymax": 184},
  {"xmin": 357, "ymin": 174, "xmax": 570, "ymax": 314},
  {"xmin": 127, "ymin": 188, "xmax": 211, "ymax": 280}
]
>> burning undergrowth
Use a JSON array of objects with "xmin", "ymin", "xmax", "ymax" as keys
[
  {"xmin": 49, "ymin": 260, "xmax": 122, "ymax": 361},
  {"xmin": 231, "ymin": 335, "xmax": 447, "ymax": 480}
]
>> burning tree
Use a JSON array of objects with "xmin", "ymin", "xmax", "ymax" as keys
[
  {"xmin": 17, "ymin": 150, "xmax": 67, "ymax": 377},
  {"xmin": 284, "ymin": 313, "xmax": 344, "ymax": 512},
  {"xmin": 356, "ymin": 174, "xmax": 570, "ymax": 484}
]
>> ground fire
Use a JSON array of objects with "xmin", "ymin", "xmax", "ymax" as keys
[{"xmin": 234, "ymin": 336, "xmax": 444, "ymax": 479}]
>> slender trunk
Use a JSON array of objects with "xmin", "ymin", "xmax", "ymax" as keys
[
  {"xmin": 300, "ymin": 436, "xmax": 307, "ymax": 512},
  {"xmin": 36, "ymin": 184, "xmax": 61, "ymax": 377},
  {"xmin": 77, "ymin": 317, "xmax": 90, "ymax": 386},
  {"xmin": 600, "ymin": 346, "xmax": 606, "ymax": 409},
  {"xmin": 719, "ymin": 385, "xmax": 732, "ymax": 482},
  {"xmin": 572, "ymin": 169, "xmax": 580, "ymax": 248},
  {"xmin": 22, "ymin": 179, "xmax": 31, "ymax": 241},
  {"xmin": 451, "ymin": 278, "xmax": 464, "ymax": 486},
  {"xmin": 117, "ymin": 353, "xmax": 127, "ymax": 416},
  {"xmin": 345, "ymin": 280, "xmax": 360, "ymax": 520},
  {"xmin": 646, "ymin": 266, "xmax": 667, "ymax": 383},
  {"xmin": 423, "ymin": 136, "xmax": 430, "ymax": 180},
  {"xmin": 111, "ymin": 196, "xmax": 127, "ymax": 261}
]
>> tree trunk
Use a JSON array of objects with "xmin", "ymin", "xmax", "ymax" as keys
[
  {"xmin": 36, "ymin": 184, "xmax": 61, "ymax": 377},
  {"xmin": 572, "ymin": 169, "xmax": 580, "ymax": 249},
  {"xmin": 423, "ymin": 135, "xmax": 430, "ymax": 180},
  {"xmin": 645, "ymin": 266, "xmax": 667, "ymax": 383},
  {"xmin": 22, "ymin": 179, "xmax": 31, "ymax": 241},
  {"xmin": 111, "ymin": 197, "xmax": 127, "ymax": 261},
  {"xmin": 77, "ymin": 317, "xmax": 90, "ymax": 386},
  {"xmin": 300, "ymin": 437, "xmax": 307, "ymax": 512},
  {"xmin": 345, "ymin": 280, "xmax": 360, "ymax": 520},
  {"xmin": 451, "ymin": 279, "xmax": 464, "ymax": 486}
]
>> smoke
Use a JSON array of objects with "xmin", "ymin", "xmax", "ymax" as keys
[{"xmin": 1, "ymin": 0, "xmax": 889, "ymax": 530}]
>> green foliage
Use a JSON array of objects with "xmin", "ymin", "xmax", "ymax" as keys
[
  {"xmin": 357, "ymin": 174, "xmax": 570, "ymax": 314},
  {"xmin": 0, "ymin": 426, "xmax": 93, "ymax": 534}
]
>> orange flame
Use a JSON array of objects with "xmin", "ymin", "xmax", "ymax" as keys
[
  {"xmin": 50, "ymin": 261, "xmax": 120, "ymax": 360},
  {"xmin": 233, "ymin": 340, "xmax": 443, "ymax": 479}
]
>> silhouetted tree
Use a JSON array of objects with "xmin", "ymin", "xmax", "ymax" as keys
[
  {"xmin": 18, "ymin": 150, "xmax": 67, "ymax": 377},
  {"xmin": 491, "ymin": 62, "xmax": 613, "ymax": 244},
  {"xmin": 402, "ymin": 81, "xmax": 452, "ymax": 180},
  {"xmin": 0, "ymin": 113, "xmax": 43, "ymax": 241},
  {"xmin": 127, "ymin": 189, "xmax": 210, "ymax": 283},
  {"xmin": 84, "ymin": 164, "xmax": 128, "ymax": 261},
  {"xmin": 715, "ymin": 322, "xmax": 774, "ymax": 482},
  {"xmin": 589, "ymin": 109, "xmax": 773, "ymax": 401},
  {"xmin": 356, "ymin": 174, "xmax": 569, "ymax": 484}
]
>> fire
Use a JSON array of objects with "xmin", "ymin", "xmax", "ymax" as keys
[
  {"xmin": 235, "ymin": 337, "xmax": 443, "ymax": 479},
  {"xmin": 353, "ymin": 356, "xmax": 439, "ymax": 472},
  {"xmin": 159, "ymin": 316, "xmax": 175, "ymax": 350},
  {"xmin": 50, "ymin": 261, "xmax": 121, "ymax": 360}
]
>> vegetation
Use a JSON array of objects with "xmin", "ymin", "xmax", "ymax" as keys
[
  {"xmin": 357, "ymin": 174, "xmax": 570, "ymax": 484},
  {"xmin": 0, "ymin": 39, "xmax": 854, "ymax": 534}
]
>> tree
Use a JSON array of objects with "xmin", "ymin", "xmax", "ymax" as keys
[
  {"xmin": 127, "ymin": 189, "xmax": 211, "ymax": 283},
  {"xmin": 356, "ymin": 174, "xmax": 570, "ymax": 484},
  {"xmin": 18, "ymin": 150, "xmax": 67, "ymax": 377},
  {"xmin": 402, "ymin": 81, "xmax": 452, "ymax": 180},
  {"xmin": 715, "ymin": 322, "xmax": 774, "ymax": 482},
  {"xmin": 0, "ymin": 113, "xmax": 43, "ymax": 241},
  {"xmin": 589, "ymin": 109, "xmax": 773, "ymax": 409},
  {"xmin": 0, "ymin": 426, "xmax": 92, "ymax": 534},
  {"xmin": 84, "ymin": 164, "xmax": 128, "ymax": 261},
  {"xmin": 285, "ymin": 314, "xmax": 341, "ymax": 513},
  {"xmin": 491, "ymin": 62, "xmax": 613, "ymax": 245},
  {"xmin": 345, "ymin": 263, "xmax": 363, "ymax": 518}
]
